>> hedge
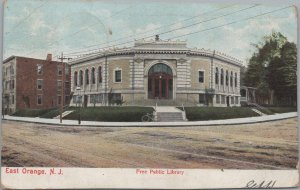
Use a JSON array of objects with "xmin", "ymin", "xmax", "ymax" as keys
[
  {"xmin": 183, "ymin": 107, "xmax": 259, "ymax": 121},
  {"xmin": 267, "ymin": 107, "xmax": 297, "ymax": 113},
  {"xmin": 64, "ymin": 106, "xmax": 154, "ymax": 122},
  {"xmin": 12, "ymin": 108, "xmax": 57, "ymax": 117}
]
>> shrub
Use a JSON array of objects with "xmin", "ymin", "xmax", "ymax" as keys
[
  {"xmin": 13, "ymin": 108, "xmax": 57, "ymax": 117},
  {"xmin": 267, "ymin": 107, "xmax": 297, "ymax": 113},
  {"xmin": 183, "ymin": 107, "xmax": 259, "ymax": 121},
  {"xmin": 64, "ymin": 106, "xmax": 154, "ymax": 122},
  {"xmin": 40, "ymin": 109, "xmax": 61, "ymax": 118}
]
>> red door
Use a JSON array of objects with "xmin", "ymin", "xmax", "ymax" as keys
[{"xmin": 148, "ymin": 72, "xmax": 172, "ymax": 99}]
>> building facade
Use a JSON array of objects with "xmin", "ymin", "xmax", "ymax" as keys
[
  {"xmin": 2, "ymin": 55, "xmax": 71, "ymax": 113},
  {"xmin": 69, "ymin": 38, "xmax": 243, "ymax": 107}
]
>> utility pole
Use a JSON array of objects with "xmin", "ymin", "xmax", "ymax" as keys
[
  {"xmin": 105, "ymin": 53, "xmax": 108, "ymax": 106},
  {"xmin": 58, "ymin": 52, "xmax": 71, "ymax": 123}
]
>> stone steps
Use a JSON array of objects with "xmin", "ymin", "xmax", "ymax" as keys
[
  {"xmin": 156, "ymin": 112, "xmax": 185, "ymax": 122},
  {"xmin": 54, "ymin": 110, "xmax": 74, "ymax": 119},
  {"xmin": 251, "ymin": 108, "xmax": 266, "ymax": 116}
]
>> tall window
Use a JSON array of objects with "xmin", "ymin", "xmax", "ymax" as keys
[
  {"xmin": 57, "ymin": 95, "xmax": 61, "ymax": 105},
  {"xmin": 85, "ymin": 69, "xmax": 89, "ymax": 85},
  {"xmin": 37, "ymin": 79, "xmax": 43, "ymax": 90},
  {"xmin": 235, "ymin": 73, "xmax": 237, "ymax": 87},
  {"xmin": 91, "ymin": 67, "xmax": 95, "ymax": 84},
  {"xmin": 37, "ymin": 64, "xmax": 43, "ymax": 75},
  {"xmin": 12, "ymin": 95, "xmax": 14, "ymax": 104},
  {"xmin": 220, "ymin": 69, "xmax": 224, "ymax": 85},
  {"xmin": 37, "ymin": 95, "xmax": 42, "ymax": 105},
  {"xmin": 115, "ymin": 70, "xmax": 122, "ymax": 83},
  {"xmin": 57, "ymin": 80, "xmax": 62, "ymax": 91},
  {"xmin": 10, "ymin": 65, "xmax": 14, "ymax": 75},
  {"xmin": 225, "ymin": 70, "xmax": 229, "ymax": 86},
  {"xmin": 57, "ymin": 66, "xmax": 63, "ymax": 76},
  {"xmin": 74, "ymin": 71, "xmax": 78, "ymax": 86},
  {"xmin": 10, "ymin": 79, "xmax": 14, "ymax": 90},
  {"xmin": 79, "ymin": 70, "xmax": 83, "ymax": 86},
  {"xmin": 230, "ymin": 71, "xmax": 233, "ymax": 87},
  {"xmin": 198, "ymin": 71, "xmax": 204, "ymax": 83},
  {"xmin": 98, "ymin": 66, "xmax": 102, "ymax": 83},
  {"xmin": 215, "ymin": 67, "xmax": 219, "ymax": 84}
]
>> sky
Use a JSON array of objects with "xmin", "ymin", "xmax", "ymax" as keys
[{"xmin": 3, "ymin": 0, "xmax": 298, "ymax": 65}]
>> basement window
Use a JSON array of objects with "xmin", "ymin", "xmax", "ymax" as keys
[{"xmin": 199, "ymin": 94, "xmax": 205, "ymax": 104}]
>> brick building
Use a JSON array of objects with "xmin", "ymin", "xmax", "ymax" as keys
[{"xmin": 2, "ymin": 54, "xmax": 71, "ymax": 114}]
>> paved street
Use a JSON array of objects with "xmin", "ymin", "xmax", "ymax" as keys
[{"xmin": 1, "ymin": 118, "xmax": 298, "ymax": 169}]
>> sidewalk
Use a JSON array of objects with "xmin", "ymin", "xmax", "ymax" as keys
[{"xmin": 2, "ymin": 112, "xmax": 297, "ymax": 127}]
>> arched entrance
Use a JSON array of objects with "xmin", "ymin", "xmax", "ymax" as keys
[{"xmin": 148, "ymin": 63, "xmax": 173, "ymax": 99}]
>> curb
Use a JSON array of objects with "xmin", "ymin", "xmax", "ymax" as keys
[{"xmin": 2, "ymin": 112, "xmax": 298, "ymax": 127}]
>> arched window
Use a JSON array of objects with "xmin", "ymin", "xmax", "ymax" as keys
[
  {"xmin": 225, "ymin": 70, "xmax": 229, "ymax": 86},
  {"xmin": 148, "ymin": 63, "xmax": 172, "ymax": 75},
  {"xmin": 91, "ymin": 68, "xmax": 95, "ymax": 84},
  {"xmin": 215, "ymin": 67, "xmax": 219, "ymax": 84},
  {"xmin": 220, "ymin": 69, "xmax": 224, "ymax": 85},
  {"xmin": 235, "ymin": 73, "xmax": 237, "ymax": 87},
  {"xmin": 79, "ymin": 70, "xmax": 83, "ymax": 86},
  {"xmin": 98, "ymin": 66, "xmax": 102, "ymax": 83},
  {"xmin": 85, "ymin": 69, "xmax": 89, "ymax": 85},
  {"xmin": 230, "ymin": 71, "xmax": 233, "ymax": 87},
  {"xmin": 74, "ymin": 71, "xmax": 78, "ymax": 86}
]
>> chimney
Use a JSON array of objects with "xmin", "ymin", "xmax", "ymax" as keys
[{"xmin": 46, "ymin": 53, "xmax": 52, "ymax": 61}]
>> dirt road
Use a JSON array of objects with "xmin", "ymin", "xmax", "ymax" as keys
[{"xmin": 1, "ymin": 118, "xmax": 298, "ymax": 169}]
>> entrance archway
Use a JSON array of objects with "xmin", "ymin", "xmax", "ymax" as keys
[{"xmin": 148, "ymin": 63, "xmax": 173, "ymax": 99}]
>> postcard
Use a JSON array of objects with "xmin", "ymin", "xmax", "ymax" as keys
[{"xmin": 1, "ymin": 0, "xmax": 299, "ymax": 189}]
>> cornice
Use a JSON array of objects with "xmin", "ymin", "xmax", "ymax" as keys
[{"xmin": 69, "ymin": 48, "xmax": 244, "ymax": 67}]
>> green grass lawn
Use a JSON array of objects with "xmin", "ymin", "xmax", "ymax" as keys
[
  {"xmin": 181, "ymin": 107, "xmax": 260, "ymax": 121},
  {"xmin": 64, "ymin": 106, "xmax": 154, "ymax": 122}
]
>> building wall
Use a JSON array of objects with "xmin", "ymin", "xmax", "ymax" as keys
[
  {"xmin": 2, "ymin": 58, "xmax": 17, "ymax": 113},
  {"xmin": 71, "ymin": 58, "xmax": 105, "ymax": 93},
  {"xmin": 3, "ymin": 57, "xmax": 72, "ymax": 112},
  {"xmin": 69, "ymin": 53, "xmax": 242, "ymax": 107},
  {"xmin": 213, "ymin": 59, "xmax": 241, "ymax": 107},
  {"xmin": 108, "ymin": 59, "xmax": 131, "ymax": 90},
  {"xmin": 190, "ymin": 57, "xmax": 211, "ymax": 90}
]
